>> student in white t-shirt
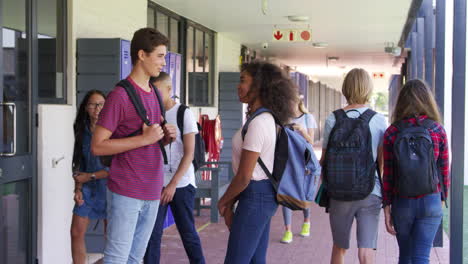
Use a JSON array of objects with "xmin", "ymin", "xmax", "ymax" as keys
[
  {"xmin": 280, "ymin": 99, "xmax": 318, "ymax": 244},
  {"xmin": 218, "ymin": 61, "xmax": 298, "ymax": 264},
  {"xmin": 144, "ymin": 73, "xmax": 205, "ymax": 264}
]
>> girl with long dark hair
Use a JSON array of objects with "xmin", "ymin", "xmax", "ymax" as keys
[
  {"xmin": 218, "ymin": 61, "xmax": 297, "ymax": 263},
  {"xmin": 70, "ymin": 90, "xmax": 109, "ymax": 264}
]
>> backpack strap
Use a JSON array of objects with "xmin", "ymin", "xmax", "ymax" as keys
[
  {"xmin": 177, "ymin": 104, "xmax": 188, "ymax": 142},
  {"xmin": 118, "ymin": 79, "xmax": 168, "ymax": 164},
  {"xmin": 240, "ymin": 107, "xmax": 280, "ymax": 186},
  {"xmin": 421, "ymin": 118, "xmax": 435, "ymax": 129},
  {"xmin": 241, "ymin": 107, "xmax": 280, "ymax": 140},
  {"xmin": 150, "ymin": 82, "xmax": 166, "ymax": 121},
  {"xmin": 118, "ymin": 79, "xmax": 151, "ymax": 126},
  {"xmin": 359, "ymin": 109, "xmax": 377, "ymax": 123},
  {"xmin": 332, "ymin": 109, "xmax": 348, "ymax": 122}
]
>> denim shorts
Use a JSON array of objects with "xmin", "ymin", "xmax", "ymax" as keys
[
  {"xmin": 329, "ymin": 194, "xmax": 382, "ymax": 249},
  {"xmin": 73, "ymin": 179, "xmax": 107, "ymax": 220}
]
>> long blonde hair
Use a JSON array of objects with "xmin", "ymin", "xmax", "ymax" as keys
[{"xmin": 392, "ymin": 79, "xmax": 441, "ymax": 123}]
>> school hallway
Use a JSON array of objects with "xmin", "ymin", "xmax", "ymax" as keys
[
  {"xmin": 152, "ymin": 201, "xmax": 450, "ymax": 264},
  {"xmin": 152, "ymin": 147, "xmax": 451, "ymax": 264},
  {"xmin": 84, "ymin": 147, "xmax": 450, "ymax": 263}
]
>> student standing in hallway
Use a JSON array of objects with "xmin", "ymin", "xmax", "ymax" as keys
[
  {"xmin": 383, "ymin": 79, "xmax": 449, "ymax": 264},
  {"xmin": 144, "ymin": 72, "xmax": 205, "ymax": 264},
  {"xmin": 280, "ymin": 98, "xmax": 317, "ymax": 243},
  {"xmin": 218, "ymin": 61, "xmax": 297, "ymax": 264},
  {"xmin": 91, "ymin": 28, "xmax": 177, "ymax": 264},
  {"xmin": 70, "ymin": 90, "xmax": 109, "ymax": 264}
]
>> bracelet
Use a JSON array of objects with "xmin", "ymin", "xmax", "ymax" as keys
[{"xmin": 74, "ymin": 188, "xmax": 82, "ymax": 192}]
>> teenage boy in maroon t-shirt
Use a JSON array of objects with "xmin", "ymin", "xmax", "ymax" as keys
[{"xmin": 91, "ymin": 28, "xmax": 176, "ymax": 263}]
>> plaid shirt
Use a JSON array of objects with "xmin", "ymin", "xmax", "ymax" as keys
[{"xmin": 382, "ymin": 115, "xmax": 450, "ymax": 206}]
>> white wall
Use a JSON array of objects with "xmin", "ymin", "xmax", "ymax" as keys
[
  {"xmin": 37, "ymin": 0, "xmax": 149, "ymax": 260},
  {"xmin": 37, "ymin": 105, "xmax": 75, "ymax": 264}
]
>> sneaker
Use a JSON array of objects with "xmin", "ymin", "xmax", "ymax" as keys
[
  {"xmin": 299, "ymin": 222, "xmax": 310, "ymax": 237},
  {"xmin": 280, "ymin": 230, "xmax": 293, "ymax": 244}
]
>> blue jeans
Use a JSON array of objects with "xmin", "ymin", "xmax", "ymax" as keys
[
  {"xmin": 282, "ymin": 206, "xmax": 310, "ymax": 226},
  {"xmin": 224, "ymin": 180, "xmax": 278, "ymax": 264},
  {"xmin": 144, "ymin": 184, "xmax": 205, "ymax": 264},
  {"xmin": 104, "ymin": 189, "xmax": 160, "ymax": 264},
  {"xmin": 391, "ymin": 193, "xmax": 443, "ymax": 264}
]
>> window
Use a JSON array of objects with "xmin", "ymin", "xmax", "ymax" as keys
[
  {"xmin": 37, "ymin": 0, "xmax": 67, "ymax": 103},
  {"xmin": 187, "ymin": 23, "xmax": 214, "ymax": 106},
  {"xmin": 147, "ymin": 2, "xmax": 215, "ymax": 106},
  {"xmin": 147, "ymin": 3, "xmax": 180, "ymax": 53}
]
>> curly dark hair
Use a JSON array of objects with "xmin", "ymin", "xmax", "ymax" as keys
[
  {"xmin": 72, "ymin": 90, "xmax": 106, "ymax": 172},
  {"xmin": 241, "ymin": 61, "xmax": 297, "ymax": 125}
]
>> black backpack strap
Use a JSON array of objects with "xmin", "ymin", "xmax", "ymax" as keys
[
  {"xmin": 177, "ymin": 104, "xmax": 188, "ymax": 142},
  {"xmin": 118, "ymin": 79, "xmax": 168, "ymax": 164},
  {"xmin": 359, "ymin": 109, "xmax": 377, "ymax": 123},
  {"xmin": 118, "ymin": 79, "xmax": 151, "ymax": 125},
  {"xmin": 150, "ymin": 82, "xmax": 166, "ymax": 121},
  {"xmin": 332, "ymin": 109, "xmax": 348, "ymax": 122},
  {"xmin": 421, "ymin": 118, "xmax": 435, "ymax": 129}
]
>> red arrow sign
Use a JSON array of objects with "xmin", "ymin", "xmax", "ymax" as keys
[{"xmin": 274, "ymin": 31, "xmax": 283, "ymax": 40}]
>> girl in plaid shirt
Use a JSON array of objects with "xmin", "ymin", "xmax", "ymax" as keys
[{"xmin": 383, "ymin": 79, "xmax": 449, "ymax": 264}]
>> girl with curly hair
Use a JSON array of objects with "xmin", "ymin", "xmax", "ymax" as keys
[{"xmin": 218, "ymin": 61, "xmax": 297, "ymax": 263}]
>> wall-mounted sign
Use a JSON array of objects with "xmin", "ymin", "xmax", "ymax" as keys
[
  {"xmin": 372, "ymin": 72, "xmax": 385, "ymax": 79},
  {"xmin": 272, "ymin": 29, "xmax": 311, "ymax": 42}
]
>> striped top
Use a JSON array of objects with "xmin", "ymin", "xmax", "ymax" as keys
[
  {"xmin": 382, "ymin": 115, "xmax": 450, "ymax": 206},
  {"xmin": 97, "ymin": 77, "xmax": 164, "ymax": 200}
]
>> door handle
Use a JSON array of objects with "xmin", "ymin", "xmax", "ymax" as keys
[{"xmin": 0, "ymin": 102, "xmax": 16, "ymax": 157}]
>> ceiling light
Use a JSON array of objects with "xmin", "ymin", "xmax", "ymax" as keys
[
  {"xmin": 312, "ymin": 42, "xmax": 328, "ymax": 48},
  {"xmin": 287, "ymin": 15, "xmax": 309, "ymax": 22}
]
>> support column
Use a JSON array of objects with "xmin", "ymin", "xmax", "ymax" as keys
[{"xmin": 450, "ymin": 0, "xmax": 465, "ymax": 262}]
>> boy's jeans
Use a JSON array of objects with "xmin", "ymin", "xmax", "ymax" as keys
[{"xmin": 104, "ymin": 189, "xmax": 160, "ymax": 264}]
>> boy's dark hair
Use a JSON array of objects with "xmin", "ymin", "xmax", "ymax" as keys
[
  {"xmin": 150, "ymin": 72, "xmax": 171, "ymax": 84},
  {"xmin": 131, "ymin": 28, "xmax": 169, "ymax": 65}
]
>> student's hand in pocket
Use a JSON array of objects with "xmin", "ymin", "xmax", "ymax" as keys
[
  {"xmin": 161, "ymin": 184, "xmax": 176, "ymax": 205},
  {"xmin": 74, "ymin": 190, "xmax": 84, "ymax": 206}
]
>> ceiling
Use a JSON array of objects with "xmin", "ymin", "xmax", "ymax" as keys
[{"xmin": 153, "ymin": 0, "xmax": 413, "ymax": 89}]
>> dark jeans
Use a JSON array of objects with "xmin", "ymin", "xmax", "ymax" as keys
[
  {"xmin": 391, "ymin": 193, "xmax": 443, "ymax": 264},
  {"xmin": 224, "ymin": 180, "xmax": 278, "ymax": 264},
  {"xmin": 144, "ymin": 184, "xmax": 205, "ymax": 264}
]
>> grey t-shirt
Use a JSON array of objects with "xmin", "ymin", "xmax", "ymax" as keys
[{"xmin": 322, "ymin": 107, "xmax": 387, "ymax": 197}]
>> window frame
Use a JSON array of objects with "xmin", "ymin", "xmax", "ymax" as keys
[
  {"xmin": 147, "ymin": 1, "xmax": 216, "ymax": 107},
  {"xmin": 186, "ymin": 20, "xmax": 215, "ymax": 107},
  {"xmin": 37, "ymin": 0, "xmax": 67, "ymax": 104}
]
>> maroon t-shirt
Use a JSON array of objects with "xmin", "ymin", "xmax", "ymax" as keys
[{"xmin": 97, "ymin": 77, "xmax": 163, "ymax": 200}]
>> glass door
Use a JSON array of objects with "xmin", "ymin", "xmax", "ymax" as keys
[{"xmin": 0, "ymin": 0, "xmax": 33, "ymax": 263}]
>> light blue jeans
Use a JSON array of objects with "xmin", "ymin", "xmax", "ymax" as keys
[{"xmin": 104, "ymin": 189, "xmax": 160, "ymax": 264}]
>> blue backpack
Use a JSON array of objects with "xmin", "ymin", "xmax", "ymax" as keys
[{"xmin": 242, "ymin": 108, "xmax": 321, "ymax": 210}]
